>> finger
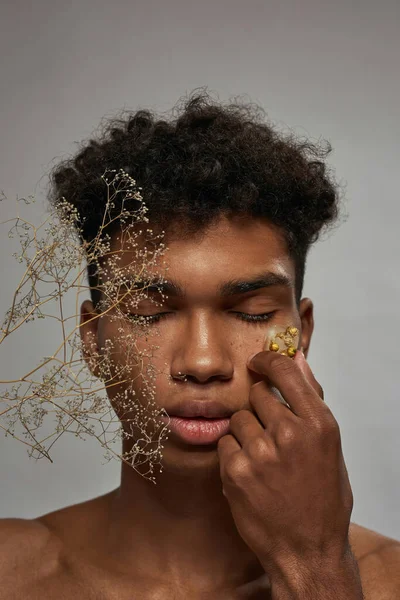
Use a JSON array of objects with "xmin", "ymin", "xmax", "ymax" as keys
[
  {"xmin": 249, "ymin": 380, "xmax": 298, "ymax": 430},
  {"xmin": 294, "ymin": 350, "xmax": 325, "ymax": 401},
  {"xmin": 247, "ymin": 351, "xmax": 324, "ymax": 419},
  {"xmin": 228, "ymin": 409, "xmax": 264, "ymax": 447},
  {"xmin": 217, "ymin": 433, "xmax": 241, "ymax": 461}
]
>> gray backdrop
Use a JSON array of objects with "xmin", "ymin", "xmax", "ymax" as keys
[{"xmin": 1, "ymin": 0, "xmax": 399, "ymax": 539}]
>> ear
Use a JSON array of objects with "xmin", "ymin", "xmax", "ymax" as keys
[
  {"xmin": 298, "ymin": 298, "xmax": 314, "ymax": 360},
  {"xmin": 80, "ymin": 299, "xmax": 101, "ymax": 379}
]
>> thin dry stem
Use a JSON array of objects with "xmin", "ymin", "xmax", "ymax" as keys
[{"xmin": 0, "ymin": 169, "xmax": 175, "ymax": 484}]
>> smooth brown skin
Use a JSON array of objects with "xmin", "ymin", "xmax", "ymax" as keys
[{"xmin": 1, "ymin": 215, "xmax": 399, "ymax": 599}]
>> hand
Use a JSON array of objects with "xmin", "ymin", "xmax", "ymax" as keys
[{"xmin": 217, "ymin": 349, "xmax": 355, "ymax": 580}]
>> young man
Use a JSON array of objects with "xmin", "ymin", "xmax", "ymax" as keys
[{"xmin": 1, "ymin": 92, "xmax": 399, "ymax": 599}]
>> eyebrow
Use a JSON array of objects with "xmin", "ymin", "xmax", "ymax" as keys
[{"xmin": 120, "ymin": 270, "xmax": 292, "ymax": 298}]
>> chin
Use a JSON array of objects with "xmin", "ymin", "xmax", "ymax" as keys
[{"xmin": 157, "ymin": 440, "xmax": 222, "ymax": 476}]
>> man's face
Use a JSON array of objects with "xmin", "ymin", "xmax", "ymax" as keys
[{"xmin": 80, "ymin": 214, "xmax": 314, "ymax": 474}]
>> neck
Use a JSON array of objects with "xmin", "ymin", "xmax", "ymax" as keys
[{"xmin": 104, "ymin": 444, "xmax": 266, "ymax": 593}]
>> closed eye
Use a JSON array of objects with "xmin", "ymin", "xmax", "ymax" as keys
[{"xmin": 127, "ymin": 311, "xmax": 276, "ymax": 325}]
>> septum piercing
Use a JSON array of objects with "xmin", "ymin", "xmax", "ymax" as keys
[
  {"xmin": 176, "ymin": 371, "xmax": 187, "ymax": 381},
  {"xmin": 174, "ymin": 371, "xmax": 187, "ymax": 381}
]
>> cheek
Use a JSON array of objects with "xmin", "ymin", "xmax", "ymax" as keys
[
  {"xmin": 232, "ymin": 315, "xmax": 301, "ymax": 358},
  {"xmin": 230, "ymin": 329, "xmax": 270, "ymax": 356},
  {"xmin": 97, "ymin": 319, "xmax": 167, "ymax": 412},
  {"xmin": 98, "ymin": 318, "xmax": 148, "ymax": 367}
]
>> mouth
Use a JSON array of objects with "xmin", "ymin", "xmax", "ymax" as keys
[
  {"xmin": 160, "ymin": 415, "xmax": 231, "ymax": 445},
  {"xmin": 182, "ymin": 416, "xmax": 221, "ymax": 419},
  {"xmin": 163, "ymin": 399, "xmax": 234, "ymax": 420}
]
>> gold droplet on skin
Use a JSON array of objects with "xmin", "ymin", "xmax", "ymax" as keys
[{"xmin": 264, "ymin": 325, "xmax": 300, "ymax": 359}]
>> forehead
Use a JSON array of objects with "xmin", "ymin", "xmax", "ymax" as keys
[{"xmin": 104, "ymin": 215, "xmax": 295, "ymax": 293}]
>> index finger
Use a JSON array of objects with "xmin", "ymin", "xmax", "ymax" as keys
[{"xmin": 247, "ymin": 351, "xmax": 325, "ymax": 419}]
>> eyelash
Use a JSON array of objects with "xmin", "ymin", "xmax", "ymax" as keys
[{"xmin": 128, "ymin": 311, "xmax": 275, "ymax": 325}]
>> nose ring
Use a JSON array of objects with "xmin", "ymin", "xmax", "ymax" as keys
[{"xmin": 174, "ymin": 371, "xmax": 187, "ymax": 381}]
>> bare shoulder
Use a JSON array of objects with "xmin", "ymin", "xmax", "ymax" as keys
[
  {"xmin": 0, "ymin": 512, "xmax": 106, "ymax": 599},
  {"xmin": 0, "ymin": 517, "xmax": 57, "ymax": 560},
  {"xmin": 0, "ymin": 517, "xmax": 63, "ymax": 599},
  {"xmin": 349, "ymin": 521, "xmax": 400, "ymax": 561},
  {"xmin": 35, "ymin": 490, "xmax": 114, "ymax": 550},
  {"xmin": 350, "ymin": 522, "xmax": 400, "ymax": 599}
]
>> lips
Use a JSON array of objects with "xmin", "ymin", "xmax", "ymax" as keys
[
  {"xmin": 165, "ymin": 400, "xmax": 234, "ymax": 419},
  {"xmin": 160, "ymin": 415, "xmax": 231, "ymax": 445}
]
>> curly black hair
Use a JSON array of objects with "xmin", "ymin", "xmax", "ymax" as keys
[{"xmin": 48, "ymin": 89, "xmax": 342, "ymax": 308}]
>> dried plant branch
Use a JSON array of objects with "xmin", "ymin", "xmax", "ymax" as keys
[{"xmin": 0, "ymin": 169, "xmax": 175, "ymax": 484}]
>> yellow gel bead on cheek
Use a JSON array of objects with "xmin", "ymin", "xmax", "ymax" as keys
[{"xmin": 264, "ymin": 325, "xmax": 300, "ymax": 359}]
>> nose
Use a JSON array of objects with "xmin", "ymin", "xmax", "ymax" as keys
[{"xmin": 171, "ymin": 311, "xmax": 233, "ymax": 384}]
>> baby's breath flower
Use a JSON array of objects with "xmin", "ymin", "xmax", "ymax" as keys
[{"xmin": 0, "ymin": 169, "xmax": 170, "ymax": 484}]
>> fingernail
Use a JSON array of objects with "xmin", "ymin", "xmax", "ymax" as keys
[{"xmin": 264, "ymin": 325, "xmax": 300, "ymax": 359}]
